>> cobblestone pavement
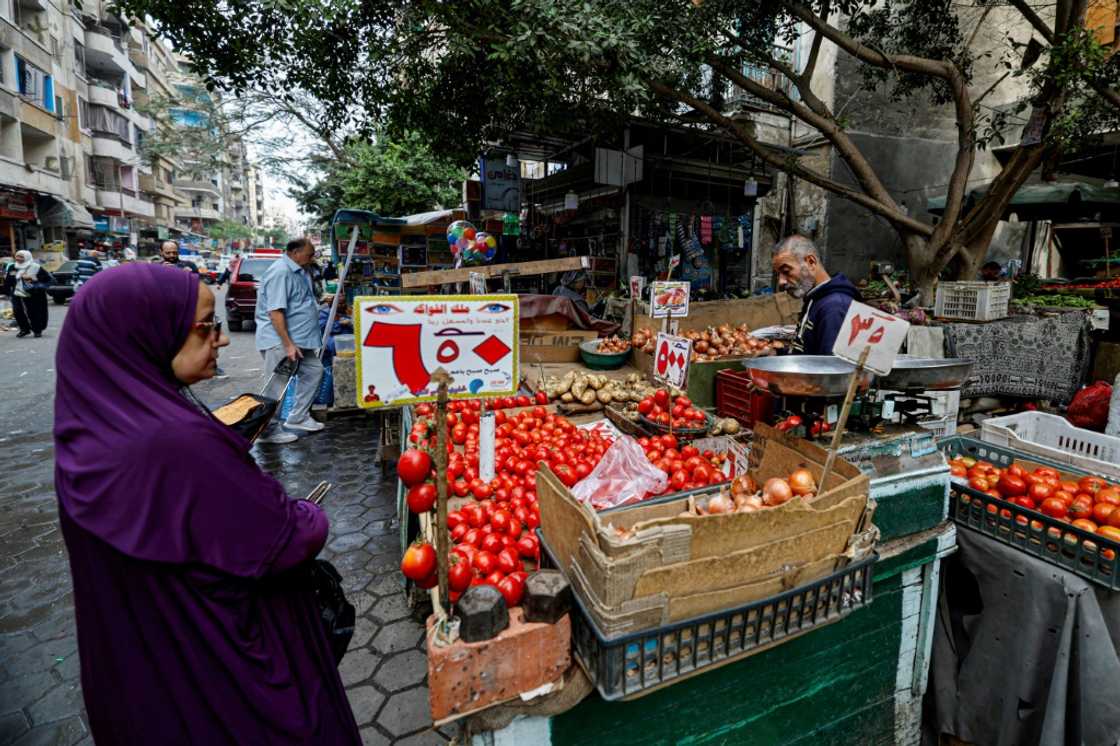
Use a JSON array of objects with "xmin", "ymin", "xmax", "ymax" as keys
[{"xmin": 0, "ymin": 292, "xmax": 447, "ymax": 745}]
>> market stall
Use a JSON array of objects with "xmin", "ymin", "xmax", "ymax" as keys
[{"xmin": 347, "ymin": 273, "xmax": 996, "ymax": 745}]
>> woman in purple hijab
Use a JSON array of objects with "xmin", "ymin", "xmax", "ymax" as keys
[{"xmin": 54, "ymin": 264, "xmax": 360, "ymax": 745}]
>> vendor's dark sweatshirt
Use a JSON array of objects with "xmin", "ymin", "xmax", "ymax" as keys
[{"xmin": 791, "ymin": 274, "xmax": 862, "ymax": 355}]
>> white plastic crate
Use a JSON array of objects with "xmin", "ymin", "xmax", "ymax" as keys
[
  {"xmin": 916, "ymin": 414, "xmax": 957, "ymax": 439},
  {"xmin": 981, "ymin": 411, "xmax": 1120, "ymax": 480},
  {"xmin": 934, "ymin": 281, "xmax": 1010, "ymax": 321}
]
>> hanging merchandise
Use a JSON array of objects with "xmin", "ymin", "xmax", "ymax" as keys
[
  {"xmin": 738, "ymin": 212, "xmax": 754, "ymax": 251},
  {"xmin": 502, "ymin": 212, "xmax": 521, "ymax": 237},
  {"xmin": 700, "ymin": 215, "xmax": 713, "ymax": 246}
]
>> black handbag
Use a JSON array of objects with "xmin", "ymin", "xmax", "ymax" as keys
[{"xmin": 307, "ymin": 560, "xmax": 355, "ymax": 665}]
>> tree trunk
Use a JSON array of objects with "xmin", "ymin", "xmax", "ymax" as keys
[{"xmin": 903, "ymin": 233, "xmax": 938, "ymax": 305}]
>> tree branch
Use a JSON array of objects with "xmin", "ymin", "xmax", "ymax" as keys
[
  {"xmin": 930, "ymin": 65, "xmax": 976, "ymax": 246},
  {"xmin": 782, "ymin": 0, "xmax": 953, "ymax": 79},
  {"xmin": 1006, "ymin": 0, "xmax": 1055, "ymax": 44},
  {"xmin": 800, "ymin": 0, "xmax": 829, "ymax": 85},
  {"xmin": 649, "ymin": 79, "xmax": 933, "ymax": 237}
]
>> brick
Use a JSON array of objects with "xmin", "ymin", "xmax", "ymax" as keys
[{"xmin": 426, "ymin": 609, "xmax": 571, "ymax": 723}]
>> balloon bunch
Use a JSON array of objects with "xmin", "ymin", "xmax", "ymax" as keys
[{"xmin": 446, "ymin": 220, "xmax": 498, "ymax": 266}]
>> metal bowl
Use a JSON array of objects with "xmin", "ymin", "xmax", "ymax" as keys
[
  {"xmin": 878, "ymin": 356, "xmax": 974, "ymax": 391},
  {"xmin": 745, "ymin": 355, "xmax": 875, "ymax": 398}
]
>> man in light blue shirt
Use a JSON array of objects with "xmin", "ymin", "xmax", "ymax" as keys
[{"xmin": 255, "ymin": 237, "xmax": 326, "ymax": 443}]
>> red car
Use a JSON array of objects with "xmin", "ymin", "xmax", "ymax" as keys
[{"xmin": 224, "ymin": 255, "xmax": 279, "ymax": 331}]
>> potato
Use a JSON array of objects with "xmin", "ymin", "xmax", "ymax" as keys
[
  {"xmin": 722, "ymin": 418, "xmax": 741, "ymax": 434},
  {"xmin": 571, "ymin": 378, "xmax": 587, "ymax": 399},
  {"xmin": 580, "ymin": 389, "xmax": 597, "ymax": 406},
  {"xmin": 597, "ymin": 389, "xmax": 613, "ymax": 404},
  {"xmin": 561, "ymin": 392, "xmax": 575, "ymax": 403}
]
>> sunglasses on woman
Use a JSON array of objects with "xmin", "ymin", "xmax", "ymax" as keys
[{"xmin": 192, "ymin": 318, "xmax": 223, "ymax": 338}]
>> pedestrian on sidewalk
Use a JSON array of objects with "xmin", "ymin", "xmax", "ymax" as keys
[
  {"xmin": 255, "ymin": 237, "xmax": 326, "ymax": 443},
  {"xmin": 157, "ymin": 239, "xmax": 200, "ymax": 274},
  {"xmin": 53, "ymin": 264, "xmax": 361, "ymax": 746},
  {"xmin": 3, "ymin": 250, "xmax": 50, "ymax": 337}
]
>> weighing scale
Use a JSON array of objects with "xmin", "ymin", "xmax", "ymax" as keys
[{"xmin": 744, "ymin": 355, "xmax": 974, "ymax": 440}]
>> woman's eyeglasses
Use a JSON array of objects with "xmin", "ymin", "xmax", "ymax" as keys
[{"xmin": 192, "ymin": 319, "xmax": 223, "ymax": 338}]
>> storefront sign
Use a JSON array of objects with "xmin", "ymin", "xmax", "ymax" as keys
[
  {"xmin": 479, "ymin": 153, "xmax": 521, "ymax": 213},
  {"xmin": 832, "ymin": 300, "xmax": 910, "ymax": 376},
  {"xmin": 653, "ymin": 332, "xmax": 692, "ymax": 388},
  {"xmin": 354, "ymin": 294, "xmax": 519, "ymax": 408},
  {"xmin": 649, "ymin": 281, "xmax": 690, "ymax": 318},
  {"xmin": 0, "ymin": 189, "xmax": 35, "ymax": 221}
]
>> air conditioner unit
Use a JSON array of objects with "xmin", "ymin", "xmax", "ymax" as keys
[{"xmin": 44, "ymin": 156, "xmax": 60, "ymax": 171}]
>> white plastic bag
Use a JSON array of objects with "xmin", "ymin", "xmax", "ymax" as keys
[{"xmin": 571, "ymin": 435, "xmax": 668, "ymax": 511}]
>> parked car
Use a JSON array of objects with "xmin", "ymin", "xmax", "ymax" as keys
[
  {"xmin": 48, "ymin": 259, "xmax": 101, "ymax": 304},
  {"xmin": 224, "ymin": 255, "xmax": 279, "ymax": 331}
]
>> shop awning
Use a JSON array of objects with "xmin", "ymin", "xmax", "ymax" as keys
[
  {"xmin": 927, "ymin": 180, "xmax": 1120, "ymax": 221},
  {"xmin": 39, "ymin": 197, "xmax": 95, "ymax": 229}
]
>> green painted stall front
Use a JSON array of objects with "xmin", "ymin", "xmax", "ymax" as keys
[{"xmin": 542, "ymin": 539, "xmax": 945, "ymax": 746}]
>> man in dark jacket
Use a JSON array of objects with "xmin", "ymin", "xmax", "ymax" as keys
[{"xmin": 772, "ymin": 235, "xmax": 862, "ymax": 355}]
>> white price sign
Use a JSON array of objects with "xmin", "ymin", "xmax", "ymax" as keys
[
  {"xmin": 629, "ymin": 275, "xmax": 645, "ymax": 300},
  {"xmin": 653, "ymin": 332, "xmax": 692, "ymax": 388},
  {"xmin": 479, "ymin": 412, "xmax": 496, "ymax": 482},
  {"xmin": 649, "ymin": 281, "xmax": 690, "ymax": 318},
  {"xmin": 831, "ymin": 300, "xmax": 910, "ymax": 376}
]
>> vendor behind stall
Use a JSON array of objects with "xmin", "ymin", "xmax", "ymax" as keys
[
  {"xmin": 552, "ymin": 270, "xmax": 591, "ymax": 316},
  {"xmin": 772, "ymin": 235, "xmax": 862, "ymax": 355}
]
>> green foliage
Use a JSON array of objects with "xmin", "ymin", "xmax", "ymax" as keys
[
  {"xmin": 292, "ymin": 133, "xmax": 465, "ymax": 222},
  {"xmin": 206, "ymin": 219, "xmax": 254, "ymax": 240}
]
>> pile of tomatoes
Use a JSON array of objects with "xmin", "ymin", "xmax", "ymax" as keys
[
  {"xmin": 637, "ymin": 391, "xmax": 708, "ymax": 430},
  {"xmin": 400, "ymin": 403, "xmax": 615, "ymax": 606},
  {"xmin": 636, "ymin": 433, "xmax": 729, "ymax": 494},
  {"xmin": 949, "ymin": 456, "xmax": 1120, "ymax": 542}
]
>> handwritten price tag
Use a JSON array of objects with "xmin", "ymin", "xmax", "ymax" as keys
[{"xmin": 831, "ymin": 300, "xmax": 910, "ymax": 376}]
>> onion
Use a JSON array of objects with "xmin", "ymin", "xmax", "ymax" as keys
[
  {"xmin": 763, "ymin": 477, "xmax": 793, "ymax": 506},
  {"xmin": 705, "ymin": 494, "xmax": 734, "ymax": 514},
  {"xmin": 696, "ymin": 340, "xmax": 709, "ymax": 353},
  {"xmin": 744, "ymin": 494, "xmax": 764, "ymax": 509},
  {"xmin": 789, "ymin": 468, "xmax": 817, "ymax": 497}
]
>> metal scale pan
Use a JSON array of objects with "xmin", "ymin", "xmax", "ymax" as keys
[
  {"xmin": 877, "ymin": 356, "xmax": 973, "ymax": 392},
  {"xmin": 745, "ymin": 355, "xmax": 875, "ymax": 398}
]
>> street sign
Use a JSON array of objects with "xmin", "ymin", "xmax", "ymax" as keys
[
  {"xmin": 653, "ymin": 332, "xmax": 692, "ymax": 388},
  {"xmin": 353, "ymin": 294, "xmax": 519, "ymax": 408},
  {"xmin": 831, "ymin": 300, "xmax": 910, "ymax": 376},
  {"xmin": 649, "ymin": 281, "xmax": 690, "ymax": 318}
]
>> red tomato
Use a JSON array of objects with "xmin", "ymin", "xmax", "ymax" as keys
[
  {"xmin": 1068, "ymin": 501, "xmax": 1094, "ymax": 521},
  {"xmin": 452, "ymin": 544, "xmax": 476, "ymax": 565},
  {"xmin": 1080, "ymin": 476, "xmax": 1107, "ymax": 494},
  {"xmin": 462, "ymin": 528, "xmax": 483, "ymax": 548},
  {"xmin": 1040, "ymin": 498, "xmax": 1069, "ymax": 519},
  {"xmin": 516, "ymin": 395, "xmax": 532, "ymax": 407},
  {"xmin": 670, "ymin": 470, "xmax": 688, "ymax": 491},
  {"xmin": 485, "ymin": 571, "xmax": 506, "ymax": 586},
  {"xmin": 969, "ymin": 476, "xmax": 990, "ymax": 492},
  {"xmin": 473, "ymin": 550, "xmax": 498, "ymax": 576},
  {"xmin": 448, "ymin": 556, "xmax": 472, "ymax": 592},
  {"xmin": 398, "ymin": 449, "xmax": 433, "ymax": 487},
  {"xmin": 1098, "ymin": 525, "xmax": 1120, "ymax": 542},
  {"xmin": 447, "ymin": 510, "xmax": 464, "ymax": 529},
  {"xmin": 680, "ymin": 445, "xmax": 700, "ymax": 459},
  {"xmin": 1092, "ymin": 502, "xmax": 1116, "ymax": 525},
  {"xmin": 1072, "ymin": 518, "xmax": 1099, "ymax": 533},
  {"xmin": 574, "ymin": 461, "xmax": 592, "ymax": 481},
  {"xmin": 415, "ymin": 571, "xmax": 438, "ymax": 589},
  {"xmin": 490, "ymin": 510, "xmax": 511, "ymax": 534},
  {"xmin": 534, "ymin": 391, "xmax": 548, "ymax": 405},
  {"xmin": 496, "ymin": 575, "xmax": 524, "ymax": 607},
  {"xmin": 400, "ymin": 541, "xmax": 436, "ymax": 581},
  {"xmin": 1009, "ymin": 496, "xmax": 1036, "ymax": 510},
  {"xmin": 997, "ymin": 473, "xmax": 1028, "ymax": 497},
  {"xmin": 1096, "ymin": 488, "xmax": 1120, "ymax": 506},
  {"xmin": 480, "ymin": 533, "xmax": 504, "ymax": 554},
  {"xmin": 453, "ymin": 479, "xmax": 471, "ymax": 498},
  {"xmin": 654, "ymin": 389, "xmax": 670, "ymax": 408},
  {"xmin": 553, "ymin": 463, "xmax": 577, "ymax": 487},
  {"xmin": 497, "ymin": 548, "xmax": 520, "ymax": 575},
  {"xmin": 406, "ymin": 483, "xmax": 437, "ymax": 513},
  {"xmin": 462, "ymin": 503, "xmax": 485, "ymax": 528},
  {"xmin": 1053, "ymin": 490, "xmax": 1075, "ymax": 505},
  {"xmin": 517, "ymin": 534, "xmax": 539, "ymax": 559},
  {"xmin": 450, "ymin": 523, "xmax": 468, "ymax": 541}
]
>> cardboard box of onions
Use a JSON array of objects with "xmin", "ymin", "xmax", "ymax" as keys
[{"xmin": 537, "ymin": 424, "xmax": 875, "ymax": 638}]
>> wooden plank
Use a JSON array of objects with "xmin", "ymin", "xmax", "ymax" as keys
[
  {"xmin": 548, "ymin": 574, "xmax": 907, "ymax": 746},
  {"xmin": 400, "ymin": 256, "xmax": 591, "ymax": 288}
]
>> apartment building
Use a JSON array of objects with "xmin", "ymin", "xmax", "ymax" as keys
[{"xmin": 0, "ymin": 1, "xmax": 263, "ymax": 260}]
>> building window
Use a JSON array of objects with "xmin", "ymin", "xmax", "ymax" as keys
[
  {"xmin": 16, "ymin": 56, "xmax": 53, "ymax": 112},
  {"xmin": 83, "ymin": 154, "xmax": 97, "ymax": 187},
  {"xmin": 74, "ymin": 42, "xmax": 86, "ymax": 77},
  {"xmin": 86, "ymin": 103, "xmax": 130, "ymax": 144},
  {"xmin": 77, "ymin": 97, "xmax": 90, "ymax": 131}
]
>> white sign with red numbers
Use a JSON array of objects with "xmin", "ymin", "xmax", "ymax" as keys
[
  {"xmin": 653, "ymin": 332, "xmax": 692, "ymax": 388},
  {"xmin": 831, "ymin": 300, "xmax": 910, "ymax": 376}
]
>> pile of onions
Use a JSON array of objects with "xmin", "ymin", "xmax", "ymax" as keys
[
  {"xmin": 694, "ymin": 468, "xmax": 819, "ymax": 515},
  {"xmin": 632, "ymin": 325, "xmax": 783, "ymax": 361}
]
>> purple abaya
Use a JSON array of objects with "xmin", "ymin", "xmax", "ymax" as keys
[{"xmin": 53, "ymin": 264, "xmax": 361, "ymax": 745}]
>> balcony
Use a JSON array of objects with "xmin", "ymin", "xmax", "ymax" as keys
[
  {"xmin": 139, "ymin": 172, "xmax": 184, "ymax": 202},
  {"xmin": 230, "ymin": 178, "xmax": 244, "ymax": 190},
  {"xmin": 0, "ymin": 158, "xmax": 63, "ymax": 196},
  {"xmin": 95, "ymin": 183, "xmax": 155, "ymax": 218},
  {"xmin": 88, "ymin": 84, "xmax": 124, "ymax": 111},
  {"xmin": 175, "ymin": 205, "xmax": 222, "ymax": 221},
  {"xmin": 173, "ymin": 179, "xmax": 221, "ymax": 198},
  {"xmin": 84, "ymin": 27, "xmax": 129, "ymax": 77},
  {"xmin": 91, "ymin": 131, "xmax": 132, "ymax": 161}
]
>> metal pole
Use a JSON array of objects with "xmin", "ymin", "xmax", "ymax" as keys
[{"xmin": 319, "ymin": 224, "xmax": 361, "ymax": 357}]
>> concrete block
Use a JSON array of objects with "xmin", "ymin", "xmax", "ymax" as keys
[
  {"xmin": 458, "ymin": 585, "xmax": 508, "ymax": 642},
  {"xmin": 427, "ymin": 608, "xmax": 571, "ymax": 723}
]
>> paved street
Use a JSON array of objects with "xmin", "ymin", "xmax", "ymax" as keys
[{"xmin": 0, "ymin": 289, "xmax": 447, "ymax": 745}]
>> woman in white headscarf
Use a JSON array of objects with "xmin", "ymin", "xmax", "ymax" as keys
[{"xmin": 4, "ymin": 250, "xmax": 50, "ymax": 337}]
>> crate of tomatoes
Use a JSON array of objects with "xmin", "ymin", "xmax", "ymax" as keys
[{"xmin": 940, "ymin": 436, "xmax": 1120, "ymax": 590}]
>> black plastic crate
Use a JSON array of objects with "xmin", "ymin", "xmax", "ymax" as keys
[
  {"xmin": 939, "ymin": 436, "xmax": 1120, "ymax": 590},
  {"xmin": 538, "ymin": 531, "xmax": 875, "ymax": 701}
]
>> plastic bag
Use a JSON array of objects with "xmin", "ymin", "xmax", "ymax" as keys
[
  {"xmin": 1068, "ymin": 380, "xmax": 1113, "ymax": 432},
  {"xmin": 571, "ymin": 435, "xmax": 668, "ymax": 511}
]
